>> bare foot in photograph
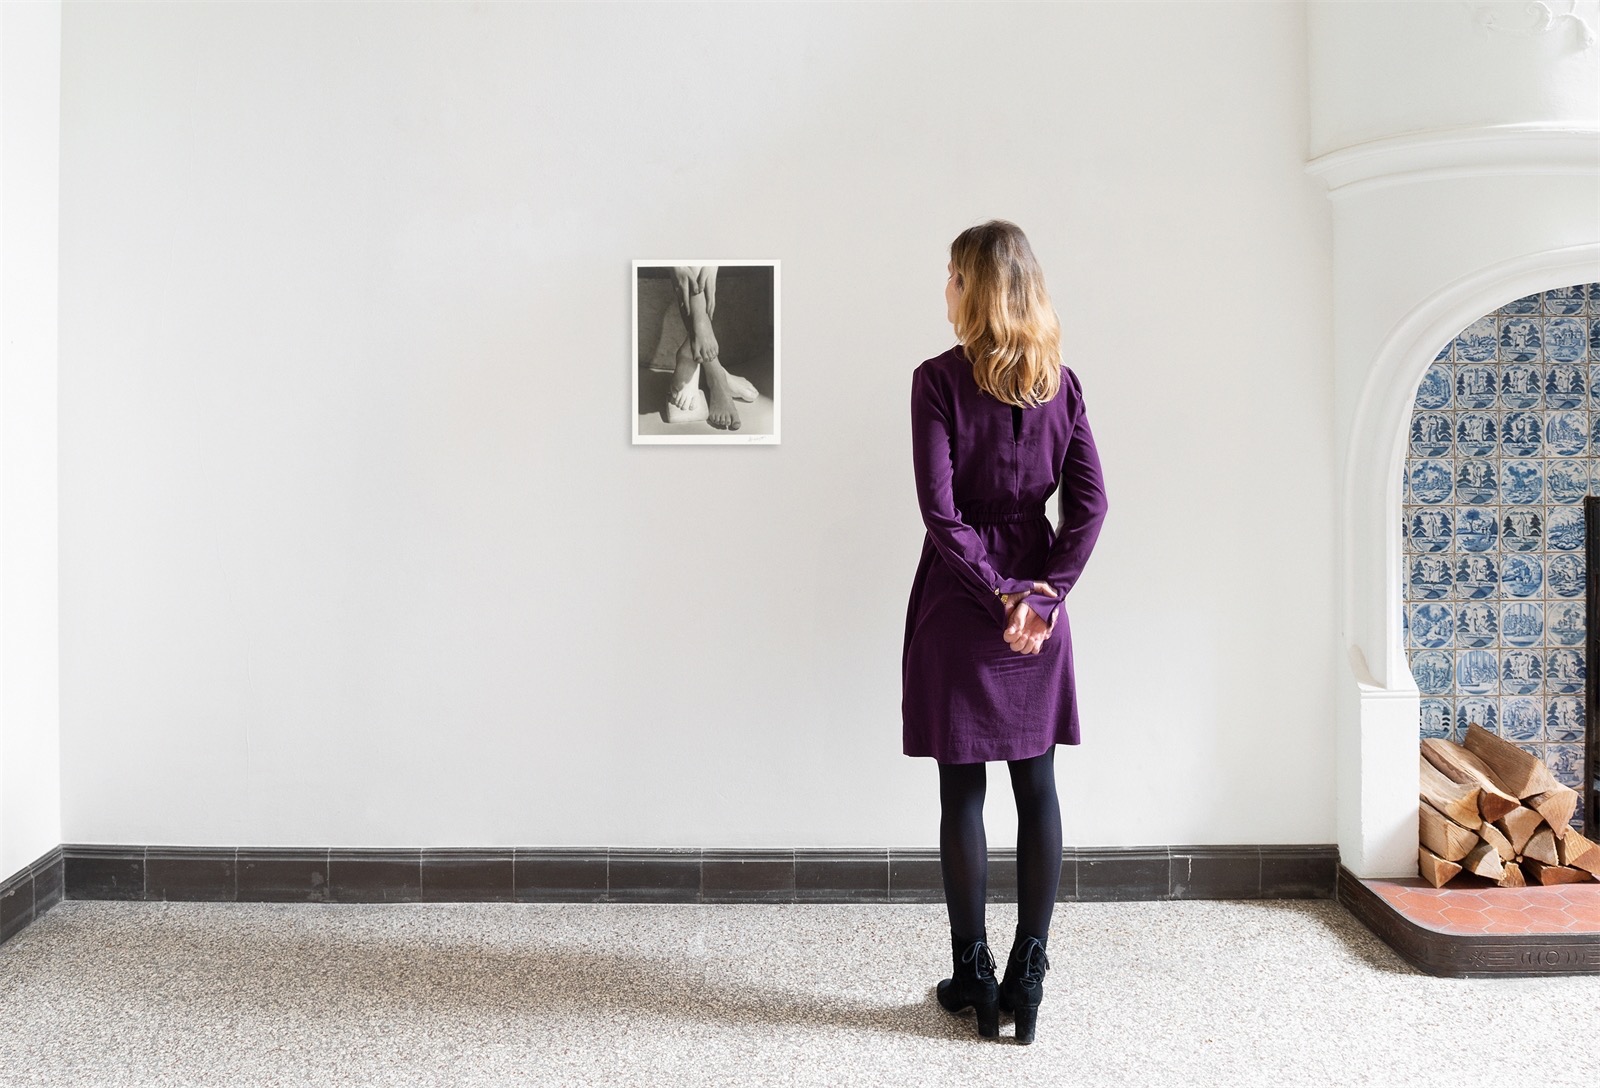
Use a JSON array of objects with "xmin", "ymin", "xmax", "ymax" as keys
[
  {"xmin": 668, "ymin": 336, "xmax": 756, "ymax": 414},
  {"xmin": 688, "ymin": 297, "xmax": 719, "ymax": 364},
  {"xmin": 668, "ymin": 339, "xmax": 702, "ymax": 411},
  {"xmin": 702, "ymin": 358, "xmax": 741, "ymax": 430},
  {"xmin": 664, "ymin": 386, "xmax": 709, "ymax": 424}
]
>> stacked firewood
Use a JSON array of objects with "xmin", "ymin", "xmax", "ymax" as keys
[{"xmin": 1418, "ymin": 722, "xmax": 1600, "ymax": 888}]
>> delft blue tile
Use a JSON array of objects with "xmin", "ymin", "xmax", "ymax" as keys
[
  {"xmin": 1410, "ymin": 460, "xmax": 1454, "ymax": 503},
  {"xmin": 1547, "ymin": 648, "xmax": 1585, "ymax": 693},
  {"xmin": 1455, "ymin": 601, "xmax": 1497, "ymax": 647},
  {"xmin": 1453, "ymin": 553, "xmax": 1497, "ymax": 598},
  {"xmin": 1410, "ymin": 603, "xmax": 1455, "ymax": 648},
  {"xmin": 1548, "ymin": 601, "xmax": 1585, "ymax": 646},
  {"xmin": 1456, "ymin": 412, "xmax": 1497, "ymax": 455},
  {"xmin": 1457, "ymin": 318, "xmax": 1499, "ymax": 364},
  {"xmin": 1542, "ymin": 287, "xmax": 1583, "ymax": 315},
  {"xmin": 1456, "ymin": 697, "xmax": 1497, "ymax": 737},
  {"xmin": 1501, "ymin": 649, "xmax": 1542, "ymax": 694},
  {"xmin": 1499, "ymin": 319, "xmax": 1543, "ymax": 364},
  {"xmin": 1547, "ymin": 697, "xmax": 1585, "ymax": 742},
  {"xmin": 1546, "ymin": 363, "xmax": 1587, "ymax": 406},
  {"xmin": 1456, "ymin": 650, "xmax": 1500, "ymax": 694},
  {"xmin": 1502, "ymin": 410, "xmax": 1543, "ymax": 454},
  {"xmin": 1545, "ymin": 410, "xmax": 1588, "ymax": 456},
  {"xmin": 1432, "ymin": 341, "xmax": 1453, "ymax": 363},
  {"xmin": 1542, "ymin": 742, "xmax": 1580, "ymax": 787},
  {"xmin": 1456, "ymin": 459, "xmax": 1497, "ymax": 503},
  {"xmin": 1589, "ymin": 315, "xmax": 1600, "ymax": 352},
  {"xmin": 1457, "ymin": 507, "xmax": 1499, "ymax": 551},
  {"xmin": 1502, "ymin": 507, "xmax": 1543, "ymax": 550},
  {"xmin": 1547, "ymin": 457, "xmax": 1589, "ymax": 501},
  {"xmin": 1547, "ymin": 505, "xmax": 1584, "ymax": 549},
  {"xmin": 1501, "ymin": 552, "xmax": 1542, "ymax": 597},
  {"xmin": 1410, "ymin": 554, "xmax": 1453, "ymax": 599},
  {"xmin": 1548, "ymin": 553, "xmax": 1584, "ymax": 597},
  {"xmin": 1546, "ymin": 316, "xmax": 1587, "ymax": 362},
  {"xmin": 1500, "ymin": 696, "xmax": 1543, "ymax": 741},
  {"xmin": 1501, "ymin": 601, "xmax": 1545, "ymax": 647},
  {"xmin": 1412, "ymin": 650, "xmax": 1453, "ymax": 694},
  {"xmin": 1417, "ymin": 362, "xmax": 1453, "ymax": 407},
  {"xmin": 1457, "ymin": 363, "xmax": 1499, "ymax": 405},
  {"xmin": 1502, "ymin": 361, "xmax": 1545, "ymax": 404},
  {"xmin": 1419, "ymin": 699, "xmax": 1454, "ymax": 739},
  {"xmin": 1411, "ymin": 412, "xmax": 1453, "ymax": 456},
  {"xmin": 1500, "ymin": 459, "xmax": 1543, "ymax": 504},
  {"xmin": 1409, "ymin": 507, "xmax": 1454, "ymax": 552}
]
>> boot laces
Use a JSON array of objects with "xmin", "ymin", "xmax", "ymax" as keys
[
  {"xmin": 959, "ymin": 939, "xmax": 997, "ymax": 979},
  {"xmin": 1014, "ymin": 938, "xmax": 1050, "ymax": 983}
]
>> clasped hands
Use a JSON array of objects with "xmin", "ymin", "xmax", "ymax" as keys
[{"xmin": 1000, "ymin": 582, "xmax": 1059, "ymax": 655}]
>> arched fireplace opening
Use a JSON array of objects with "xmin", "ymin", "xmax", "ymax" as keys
[{"xmin": 1400, "ymin": 282, "xmax": 1599, "ymax": 841}]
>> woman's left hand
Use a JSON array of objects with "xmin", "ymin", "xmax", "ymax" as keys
[{"xmin": 1002, "ymin": 597, "xmax": 1055, "ymax": 655}]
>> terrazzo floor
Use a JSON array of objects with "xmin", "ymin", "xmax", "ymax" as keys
[{"xmin": 1, "ymin": 898, "xmax": 1598, "ymax": 1087}]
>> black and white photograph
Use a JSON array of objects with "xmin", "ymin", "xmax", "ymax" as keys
[{"xmin": 632, "ymin": 259, "xmax": 780, "ymax": 444}]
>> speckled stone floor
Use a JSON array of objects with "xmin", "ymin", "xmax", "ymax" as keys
[{"xmin": 2, "ymin": 899, "xmax": 1598, "ymax": 1087}]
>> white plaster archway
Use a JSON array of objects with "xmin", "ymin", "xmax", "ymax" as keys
[{"xmin": 1338, "ymin": 242, "xmax": 1600, "ymax": 875}]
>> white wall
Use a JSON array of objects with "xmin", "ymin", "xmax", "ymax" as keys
[
  {"xmin": 0, "ymin": 0, "xmax": 63, "ymax": 880},
  {"xmin": 56, "ymin": 2, "xmax": 1333, "ymax": 851}
]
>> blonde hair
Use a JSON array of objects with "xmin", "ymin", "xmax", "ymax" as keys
[{"xmin": 949, "ymin": 220, "xmax": 1063, "ymax": 407}]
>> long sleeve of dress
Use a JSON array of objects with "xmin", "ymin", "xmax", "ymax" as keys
[
  {"xmin": 911, "ymin": 366, "xmax": 1037, "ymax": 627},
  {"xmin": 1026, "ymin": 370, "xmax": 1109, "ymax": 630}
]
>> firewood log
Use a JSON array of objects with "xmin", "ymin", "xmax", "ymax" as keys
[
  {"xmin": 1523, "ymin": 827, "xmax": 1559, "ymax": 866},
  {"xmin": 1494, "ymin": 806, "xmax": 1545, "ymax": 854},
  {"xmin": 1526, "ymin": 785, "xmax": 1578, "ymax": 838},
  {"xmin": 1418, "ymin": 846, "xmax": 1463, "ymax": 888},
  {"xmin": 1421, "ymin": 739, "xmax": 1521, "ymax": 821},
  {"xmin": 1523, "ymin": 859, "xmax": 1595, "ymax": 885},
  {"xmin": 1460, "ymin": 840, "xmax": 1506, "ymax": 880},
  {"xmin": 1477, "ymin": 820, "xmax": 1516, "ymax": 863},
  {"xmin": 1420, "ymin": 756, "xmax": 1482, "ymax": 828},
  {"xmin": 1556, "ymin": 828, "xmax": 1600, "ymax": 876},
  {"xmin": 1419, "ymin": 801, "xmax": 1479, "ymax": 861},
  {"xmin": 1497, "ymin": 859, "xmax": 1527, "ymax": 887},
  {"xmin": 1460, "ymin": 721, "xmax": 1562, "ymax": 798}
]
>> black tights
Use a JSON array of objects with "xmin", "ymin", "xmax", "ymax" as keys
[{"xmin": 937, "ymin": 747, "xmax": 1061, "ymax": 944}]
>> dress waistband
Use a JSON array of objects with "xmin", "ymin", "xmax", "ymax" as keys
[{"xmin": 960, "ymin": 502, "xmax": 1047, "ymax": 525}]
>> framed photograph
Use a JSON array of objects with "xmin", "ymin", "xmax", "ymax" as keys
[{"xmin": 632, "ymin": 260, "xmax": 780, "ymax": 444}]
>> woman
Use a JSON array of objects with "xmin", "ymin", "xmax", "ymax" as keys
[{"xmin": 902, "ymin": 220, "xmax": 1109, "ymax": 1044}]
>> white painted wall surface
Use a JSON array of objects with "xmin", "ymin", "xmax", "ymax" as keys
[
  {"xmin": 0, "ymin": 0, "xmax": 63, "ymax": 880},
  {"xmin": 56, "ymin": 2, "xmax": 1333, "ymax": 850}
]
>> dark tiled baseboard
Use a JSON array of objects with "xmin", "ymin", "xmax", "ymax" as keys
[
  {"xmin": 0, "ymin": 846, "xmax": 64, "ymax": 946},
  {"xmin": 1335, "ymin": 864, "xmax": 1600, "ymax": 978},
  {"xmin": 0, "ymin": 843, "xmax": 1337, "ymax": 950}
]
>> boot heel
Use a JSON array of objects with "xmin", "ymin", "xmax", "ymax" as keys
[
  {"xmin": 975, "ymin": 995, "xmax": 1000, "ymax": 1038},
  {"xmin": 1013, "ymin": 1002, "xmax": 1039, "ymax": 1045}
]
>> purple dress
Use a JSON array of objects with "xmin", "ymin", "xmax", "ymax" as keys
[{"xmin": 901, "ymin": 344, "xmax": 1109, "ymax": 764}]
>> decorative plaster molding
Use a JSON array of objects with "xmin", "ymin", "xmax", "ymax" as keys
[
  {"xmin": 1465, "ymin": 1, "xmax": 1598, "ymax": 48},
  {"xmin": 1306, "ymin": 123, "xmax": 1600, "ymax": 197}
]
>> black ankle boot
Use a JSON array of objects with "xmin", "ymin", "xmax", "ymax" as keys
[
  {"xmin": 935, "ymin": 931, "xmax": 1000, "ymax": 1038},
  {"xmin": 997, "ymin": 930, "xmax": 1050, "ymax": 1044}
]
